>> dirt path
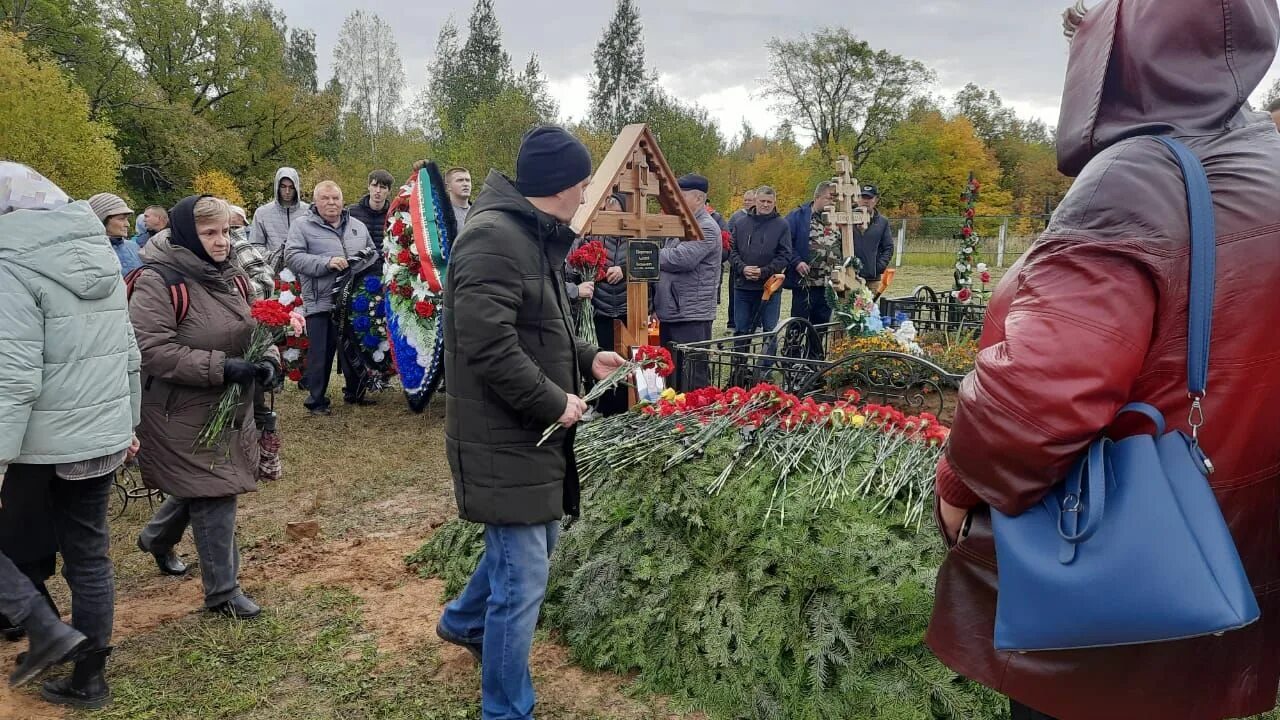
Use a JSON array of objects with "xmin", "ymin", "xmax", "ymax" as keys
[{"xmin": 1, "ymin": 485, "xmax": 690, "ymax": 720}]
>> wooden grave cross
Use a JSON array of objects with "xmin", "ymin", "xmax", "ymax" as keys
[{"xmin": 570, "ymin": 124, "xmax": 701, "ymax": 401}]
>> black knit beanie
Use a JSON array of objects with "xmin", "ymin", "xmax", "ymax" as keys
[
  {"xmin": 169, "ymin": 194, "xmax": 217, "ymax": 266},
  {"xmin": 514, "ymin": 126, "xmax": 593, "ymax": 198}
]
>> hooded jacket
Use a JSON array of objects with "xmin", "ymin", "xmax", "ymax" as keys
[
  {"xmin": 284, "ymin": 206, "xmax": 375, "ymax": 316},
  {"xmin": 443, "ymin": 171, "xmax": 598, "ymax": 526},
  {"xmin": 249, "ymin": 167, "xmax": 309, "ymax": 259},
  {"xmin": 926, "ymin": 2, "xmax": 1280, "ymax": 718},
  {"xmin": 0, "ymin": 201, "xmax": 141, "ymax": 472},
  {"xmin": 655, "ymin": 204, "xmax": 722, "ymax": 323}
]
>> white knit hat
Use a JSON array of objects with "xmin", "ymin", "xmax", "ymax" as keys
[{"xmin": 87, "ymin": 193, "xmax": 133, "ymax": 221}]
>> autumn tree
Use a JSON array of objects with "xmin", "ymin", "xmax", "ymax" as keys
[
  {"xmin": 858, "ymin": 109, "xmax": 1012, "ymax": 216},
  {"xmin": 0, "ymin": 31, "xmax": 122, "ymax": 199},
  {"xmin": 587, "ymin": 0, "xmax": 651, "ymax": 134},
  {"xmin": 764, "ymin": 28, "xmax": 933, "ymax": 168}
]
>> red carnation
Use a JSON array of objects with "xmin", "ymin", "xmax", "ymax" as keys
[
  {"xmin": 397, "ymin": 249, "xmax": 412, "ymax": 265},
  {"xmin": 250, "ymin": 299, "xmax": 292, "ymax": 328},
  {"xmin": 415, "ymin": 301, "xmax": 435, "ymax": 318},
  {"xmin": 389, "ymin": 219, "xmax": 406, "ymax": 237},
  {"xmin": 287, "ymin": 369, "xmax": 303, "ymax": 382}
]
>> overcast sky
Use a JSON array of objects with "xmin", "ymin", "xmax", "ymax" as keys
[{"xmin": 268, "ymin": 0, "xmax": 1280, "ymax": 140}]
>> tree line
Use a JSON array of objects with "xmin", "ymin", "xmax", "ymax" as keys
[{"xmin": 0, "ymin": 0, "xmax": 1071, "ymax": 222}]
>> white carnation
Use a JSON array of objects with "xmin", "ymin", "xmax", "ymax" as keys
[
  {"xmin": 283, "ymin": 348, "xmax": 301, "ymax": 363},
  {"xmin": 279, "ymin": 268, "xmax": 296, "ymax": 282},
  {"xmin": 976, "ymin": 262, "xmax": 988, "ymax": 272},
  {"xmin": 373, "ymin": 350, "xmax": 385, "ymax": 362},
  {"xmin": 278, "ymin": 290, "xmax": 295, "ymax": 306}
]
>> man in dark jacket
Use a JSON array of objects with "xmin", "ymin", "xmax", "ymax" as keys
[
  {"xmin": 437, "ymin": 125, "xmax": 625, "ymax": 720},
  {"xmin": 723, "ymin": 189, "xmax": 757, "ymax": 330},
  {"xmin": 784, "ymin": 181, "xmax": 836, "ymax": 324},
  {"xmin": 853, "ymin": 184, "xmax": 894, "ymax": 293},
  {"xmin": 729, "ymin": 185, "xmax": 792, "ymax": 336},
  {"xmin": 346, "ymin": 169, "xmax": 394, "ymax": 248}
]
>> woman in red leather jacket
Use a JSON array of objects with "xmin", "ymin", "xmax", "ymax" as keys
[{"xmin": 927, "ymin": 2, "xmax": 1280, "ymax": 719}]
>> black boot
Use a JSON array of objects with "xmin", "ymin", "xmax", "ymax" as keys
[
  {"xmin": 8, "ymin": 596, "xmax": 89, "ymax": 688},
  {"xmin": 0, "ymin": 613, "xmax": 23, "ymax": 642},
  {"xmin": 41, "ymin": 646, "xmax": 111, "ymax": 709},
  {"xmin": 138, "ymin": 537, "xmax": 189, "ymax": 576},
  {"xmin": 207, "ymin": 595, "xmax": 261, "ymax": 620}
]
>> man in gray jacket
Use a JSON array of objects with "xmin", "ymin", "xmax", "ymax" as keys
[
  {"xmin": 0, "ymin": 162, "xmax": 140, "ymax": 706},
  {"xmin": 284, "ymin": 181, "xmax": 376, "ymax": 415},
  {"xmin": 656, "ymin": 174, "xmax": 722, "ymax": 391},
  {"xmin": 250, "ymin": 167, "xmax": 309, "ymax": 265}
]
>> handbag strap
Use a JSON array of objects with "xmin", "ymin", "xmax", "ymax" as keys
[{"xmin": 1152, "ymin": 137, "xmax": 1215, "ymax": 405}]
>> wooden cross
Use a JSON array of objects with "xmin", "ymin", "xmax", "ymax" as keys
[
  {"xmin": 821, "ymin": 155, "xmax": 870, "ymax": 295},
  {"xmin": 570, "ymin": 124, "xmax": 701, "ymax": 402}
]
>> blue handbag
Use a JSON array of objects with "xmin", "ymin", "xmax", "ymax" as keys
[{"xmin": 990, "ymin": 136, "xmax": 1260, "ymax": 652}]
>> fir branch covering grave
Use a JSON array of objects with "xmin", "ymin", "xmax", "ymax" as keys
[{"xmin": 408, "ymin": 385, "xmax": 1004, "ymax": 719}]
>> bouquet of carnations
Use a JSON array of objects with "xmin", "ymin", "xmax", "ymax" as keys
[
  {"xmin": 566, "ymin": 239, "xmax": 609, "ymax": 347},
  {"xmin": 196, "ymin": 300, "xmax": 292, "ymax": 450},
  {"xmin": 536, "ymin": 345, "xmax": 674, "ymax": 446}
]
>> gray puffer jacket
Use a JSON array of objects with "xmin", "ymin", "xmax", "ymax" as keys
[
  {"xmin": 654, "ymin": 206, "xmax": 721, "ymax": 323},
  {"xmin": 0, "ymin": 201, "xmax": 140, "ymax": 473},
  {"xmin": 250, "ymin": 167, "xmax": 309, "ymax": 259},
  {"xmin": 284, "ymin": 206, "xmax": 376, "ymax": 316}
]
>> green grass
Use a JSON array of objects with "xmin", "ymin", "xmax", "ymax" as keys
[{"xmin": 84, "ymin": 587, "xmax": 478, "ymax": 720}]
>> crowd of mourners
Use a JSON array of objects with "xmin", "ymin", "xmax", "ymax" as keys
[{"xmin": 2, "ymin": 2, "xmax": 1280, "ymax": 720}]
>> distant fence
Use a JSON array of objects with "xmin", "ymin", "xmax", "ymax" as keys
[{"xmin": 883, "ymin": 215, "xmax": 1049, "ymax": 268}]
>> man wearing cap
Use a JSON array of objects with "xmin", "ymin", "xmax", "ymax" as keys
[
  {"xmin": 88, "ymin": 193, "xmax": 142, "ymax": 276},
  {"xmin": 437, "ymin": 125, "xmax": 626, "ymax": 720},
  {"xmin": 655, "ymin": 173, "xmax": 722, "ymax": 390},
  {"xmin": 853, "ymin": 184, "xmax": 894, "ymax": 293}
]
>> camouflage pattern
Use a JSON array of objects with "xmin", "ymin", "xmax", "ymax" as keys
[{"xmin": 805, "ymin": 218, "xmax": 845, "ymax": 288}]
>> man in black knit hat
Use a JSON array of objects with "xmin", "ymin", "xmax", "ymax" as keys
[{"xmin": 437, "ymin": 125, "xmax": 626, "ymax": 720}]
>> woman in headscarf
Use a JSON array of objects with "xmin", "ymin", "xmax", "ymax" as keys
[{"xmin": 130, "ymin": 195, "xmax": 279, "ymax": 620}]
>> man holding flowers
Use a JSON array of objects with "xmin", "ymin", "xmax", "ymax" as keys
[{"xmin": 438, "ymin": 125, "xmax": 626, "ymax": 720}]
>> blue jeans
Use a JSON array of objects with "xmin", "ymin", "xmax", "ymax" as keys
[
  {"xmin": 733, "ymin": 287, "xmax": 782, "ymax": 336},
  {"xmin": 439, "ymin": 521, "xmax": 560, "ymax": 720}
]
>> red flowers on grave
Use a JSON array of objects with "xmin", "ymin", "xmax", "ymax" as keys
[
  {"xmin": 568, "ymin": 239, "xmax": 609, "ymax": 282},
  {"xmin": 980, "ymin": 271, "xmax": 992, "ymax": 284},
  {"xmin": 397, "ymin": 249, "xmax": 413, "ymax": 265},
  {"xmin": 415, "ymin": 301, "xmax": 435, "ymax": 318},
  {"xmin": 957, "ymin": 288, "xmax": 972, "ymax": 302},
  {"xmin": 398, "ymin": 284, "xmax": 414, "ymax": 299},
  {"xmin": 634, "ymin": 344, "xmax": 674, "ymax": 377}
]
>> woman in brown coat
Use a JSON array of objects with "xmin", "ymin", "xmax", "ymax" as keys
[{"xmin": 130, "ymin": 196, "xmax": 279, "ymax": 620}]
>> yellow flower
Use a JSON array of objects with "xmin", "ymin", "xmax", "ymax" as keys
[
  {"xmin": 851, "ymin": 415, "xmax": 867, "ymax": 428},
  {"xmin": 660, "ymin": 388, "xmax": 677, "ymax": 401},
  {"xmin": 675, "ymin": 393, "xmax": 686, "ymax": 404}
]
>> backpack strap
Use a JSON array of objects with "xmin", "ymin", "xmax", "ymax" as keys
[
  {"xmin": 231, "ymin": 274, "xmax": 251, "ymax": 303},
  {"xmin": 124, "ymin": 264, "xmax": 190, "ymax": 324}
]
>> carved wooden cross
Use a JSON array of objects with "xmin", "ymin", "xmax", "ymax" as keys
[{"xmin": 570, "ymin": 124, "xmax": 701, "ymax": 400}]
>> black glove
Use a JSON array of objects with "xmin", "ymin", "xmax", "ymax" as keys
[
  {"xmin": 223, "ymin": 358, "xmax": 257, "ymax": 385},
  {"xmin": 254, "ymin": 360, "xmax": 278, "ymax": 387}
]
